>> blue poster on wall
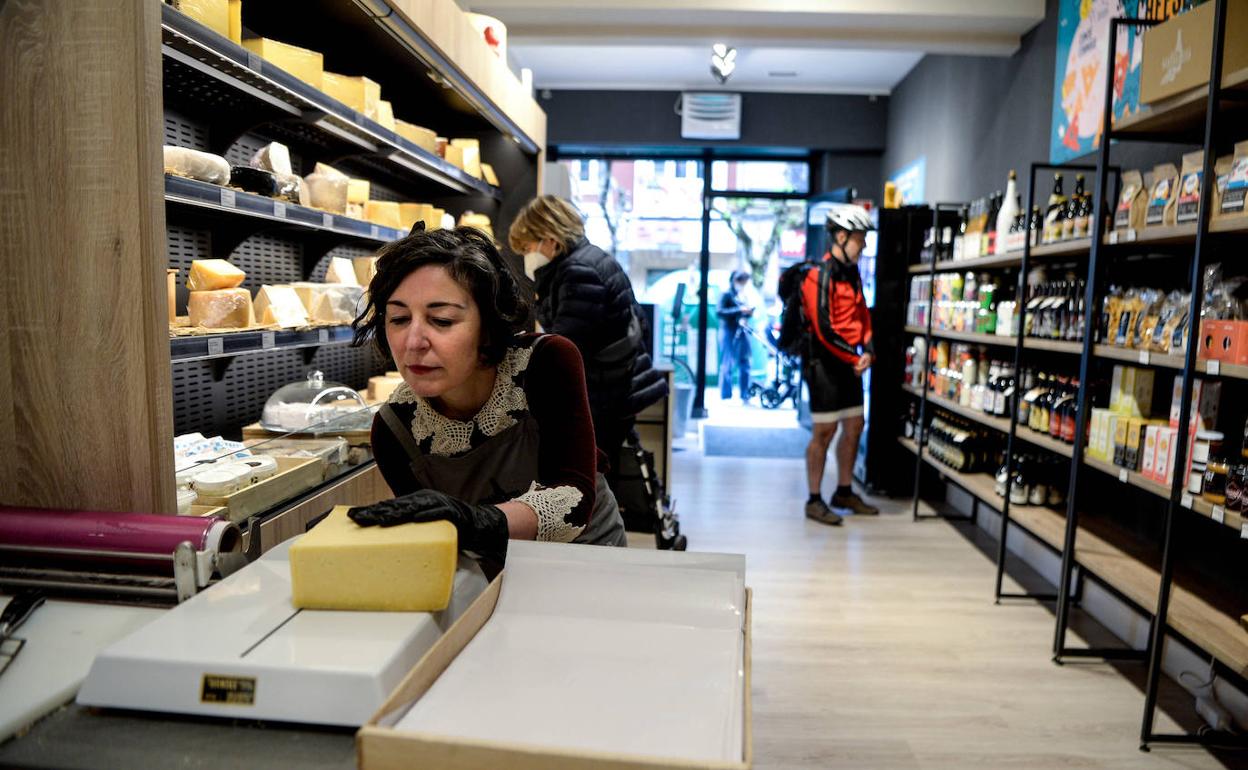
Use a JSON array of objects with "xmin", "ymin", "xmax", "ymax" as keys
[
  {"xmin": 1050, "ymin": 0, "xmax": 1202, "ymax": 165},
  {"xmin": 888, "ymin": 157, "xmax": 926, "ymax": 206}
]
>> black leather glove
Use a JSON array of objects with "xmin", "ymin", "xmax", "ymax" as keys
[{"xmin": 348, "ymin": 490, "xmax": 509, "ymax": 564}]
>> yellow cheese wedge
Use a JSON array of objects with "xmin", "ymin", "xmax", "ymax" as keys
[
  {"xmin": 325, "ymin": 257, "xmax": 359, "ymax": 286},
  {"xmin": 458, "ymin": 212, "xmax": 492, "ymax": 239},
  {"xmin": 353, "ymin": 257, "xmax": 378, "ymax": 286},
  {"xmin": 347, "ymin": 178, "xmax": 370, "ymax": 205},
  {"xmin": 227, "ymin": 0, "xmax": 242, "ymax": 44},
  {"xmin": 365, "ymin": 200, "xmax": 401, "ymax": 229},
  {"xmin": 398, "ymin": 202, "xmax": 430, "ymax": 232},
  {"xmin": 372, "ymin": 99, "xmax": 396, "ymax": 131},
  {"xmin": 443, "ymin": 144, "xmax": 464, "ymax": 171},
  {"xmin": 480, "ymin": 162, "xmax": 499, "ymax": 187},
  {"xmin": 243, "ymin": 37, "xmax": 324, "ymax": 90},
  {"xmin": 290, "ymin": 506, "xmax": 457, "ymax": 612},
  {"xmin": 320, "ymin": 72, "xmax": 380, "ymax": 116},
  {"xmin": 426, "ymin": 207, "xmax": 445, "ymax": 231},
  {"xmin": 187, "ymin": 259, "xmax": 245, "ymax": 291},
  {"xmin": 368, "ymin": 375, "xmax": 404, "ymax": 402},
  {"xmin": 450, "ymin": 138, "xmax": 481, "ymax": 179},
  {"xmin": 254, "ymin": 285, "xmax": 308, "ymax": 328},
  {"xmin": 173, "ymin": 0, "xmax": 229, "ymax": 38},
  {"xmin": 395, "ymin": 120, "xmax": 439, "ymax": 155},
  {"xmin": 188, "ymin": 288, "xmax": 253, "ymax": 329}
]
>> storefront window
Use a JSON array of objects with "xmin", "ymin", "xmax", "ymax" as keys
[{"xmin": 710, "ymin": 160, "xmax": 810, "ymax": 195}]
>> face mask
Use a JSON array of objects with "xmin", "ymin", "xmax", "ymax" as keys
[{"xmin": 523, "ymin": 250, "xmax": 551, "ymax": 279}]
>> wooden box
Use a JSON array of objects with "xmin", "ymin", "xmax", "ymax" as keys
[
  {"xmin": 357, "ymin": 579, "xmax": 753, "ymax": 770},
  {"xmin": 195, "ymin": 456, "xmax": 324, "ymax": 523},
  {"xmin": 1140, "ymin": 1, "xmax": 1248, "ymax": 105}
]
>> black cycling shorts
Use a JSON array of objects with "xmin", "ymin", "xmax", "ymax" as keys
[{"xmin": 803, "ymin": 344, "xmax": 864, "ymax": 423}]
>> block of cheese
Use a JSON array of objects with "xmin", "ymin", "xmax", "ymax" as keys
[
  {"xmin": 427, "ymin": 207, "xmax": 445, "ymax": 231},
  {"xmin": 395, "ymin": 120, "xmax": 438, "ymax": 155},
  {"xmin": 188, "ymin": 288, "xmax": 253, "ymax": 328},
  {"xmin": 365, "ymin": 200, "xmax": 401, "ymax": 229},
  {"xmin": 242, "ymin": 37, "xmax": 324, "ymax": 90},
  {"xmin": 443, "ymin": 143, "xmax": 464, "ymax": 171},
  {"xmin": 368, "ymin": 374, "xmax": 404, "ymax": 402},
  {"xmin": 291, "ymin": 283, "xmax": 364, "ymax": 324},
  {"xmin": 480, "ymin": 162, "xmax": 499, "ymax": 187},
  {"xmin": 172, "ymin": 0, "xmax": 229, "ymax": 38},
  {"xmin": 398, "ymin": 202, "xmax": 429, "ymax": 232},
  {"xmin": 459, "ymin": 212, "xmax": 492, "ymax": 238},
  {"xmin": 345, "ymin": 202, "xmax": 365, "ymax": 220},
  {"xmin": 290, "ymin": 506, "xmax": 457, "ymax": 611},
  {"xmin": 167, "ymin": 269, "xmax": 178, "ymax": 322},
  {"xmin": 325, "ymin": 256, "xmax": 359, "ymax": 286},
  {"xmin": 372, "ymin": 99, "xmax": 396, "ymax": 131},
  {"xmin": 353, "ymin": 257, "xmax": 378, "ymax": 286},
  {"xmin": 163, "ymin": 146, "xmax": 230, "ymax": 185},
  {"xmin": 254, "ymin": 285, "xmax": 309, "ymax": 328},
  {"xmin": 347, "ymin": 178, "xmax": 370, "ymax": 205},
  {"xmin": 187, "ymin": 259, "xmax": 245, "ymax": 291},
  {"xmin": 320, "ymin": 72, "xmax": 380, "ymax": 116},
  {"xmin": 227, "ymin": 0, "xmax": 242, "ymax": 44},
  {"xmin": 250, "ymin": 141, "xmax": 292, "ymax": 176},
  {"xmin": 450, "ymin": 138, "xmax": 481, "ymax": 179},
  {"xmin": 304, "ymin": 167, "xmax": 347, "ymax": 214}
]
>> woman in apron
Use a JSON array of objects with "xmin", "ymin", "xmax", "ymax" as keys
[{"xmin": 347, "ymin": 225, "xmax": 628, "ymax": 568}]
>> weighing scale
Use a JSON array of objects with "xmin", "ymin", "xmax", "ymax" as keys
[{"xmin": 76, "ymin": 539, "xmax": 489, "ymax": 726}]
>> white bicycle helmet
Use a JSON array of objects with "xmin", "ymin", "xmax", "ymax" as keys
[{"xmin": 825, "ymin": 204, "xmax": 875, "ymax": 234}]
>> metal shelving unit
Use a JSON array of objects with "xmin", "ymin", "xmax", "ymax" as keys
[{"xmin": 170, "ymin": 325, "xmax": 355, "ymax": 363}]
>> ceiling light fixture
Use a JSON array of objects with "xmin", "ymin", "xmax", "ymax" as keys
[{"xmin": 710, "ymin": 43, "xmax": 737, "ymax": 84}]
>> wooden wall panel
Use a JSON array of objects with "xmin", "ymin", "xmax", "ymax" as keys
[
  {"xmin": 0, "ymin": 0, "xmax": 174, "ymax": 513},
  {"xmin": 256, "ymin": 464, "xmax": 393, "ymax": 553}
]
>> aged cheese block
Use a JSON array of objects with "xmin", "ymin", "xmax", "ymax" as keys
[
  {"xmin": 227, "ymin": 0, "xmax": 242, "ymax": 44},
  {"xmin": 450, "ymin": 138, "xmax": 481, "ymax": 179},
  {"xmin": 290, "ymin": 506, "xmax": 458, "ymax": 611},
  {"xmin": 163, "ymin": 146, "xmax": 231, "ymax": 185},
  {"xmin": 365, "ymin": 200, "xmax": 401, "ymax": 229},
  {"xmin": 291, "ymin": 283, "xmax": 364, "ymax": 324},
  {"xmin": 167, "ymin": 269, "xmax": 178, "ymax": 322},
  {"xmin": 320, "ymin": 72, "xmax": 380, "ymax": 116},
  {"xmin": 353, "ymin": 257, "xmax": 378, "ymax": 286},
  {"xmin": 427, "ymin": 207, "xmax": 446, "ymax": 231},
  {"xmin": 254, "ymin": 285, "xmax": 309, "ymax": 328},
  {"xmin": 368, "ymin": 374, "xmax": 404, "ymax": 402},
  {"xmin": 188, "ymin": 288, "xmax": 253, "ymax": 328},
  {"xmin": 398, "ymin": 202, "xmax": 430, "ymax": 232},
  {"xmin": 372, "ymin": 99, "xmax": 396, "ymax": 131},
  {"xmin": 443, "ymin": 144, "xmax": 464, "ymax": 171},
  {"xmin": 251, "ymin": 141, "xmax": 292, "ymax": 176},
  {"xmin": 187, "ymin": 259, "xmax": 245, "ymax": 291},
  {"xmin": 243, "ymin": 37, "xmax": 324, "ymax": 89},
  {"xmin": 325, "ymin": 257, "xmax": 359, "ymax": 286},
  {"xmin": 347, "ymin": 178, "xmax": 370, "ymax": 205},
  {"xmin": 172, "ymin": 0, "xmax": 229, "ymax": 38},
  {"xmin": 458, "ymin": 212, "xmax": 492, "ymax": 237},
  {"xmin": 480, "ymin": 162, "xmax": 499, "ymax": 187},
  {"xmin": 395, "ymin": 120, "xmax": 439, "ymax": 155}
]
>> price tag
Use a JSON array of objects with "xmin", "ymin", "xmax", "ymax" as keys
[
  {"xmin": 1241, "ymin": 522, "xmax": 1248, "ymax": 539},
  {"xmin": 1124, "ymin": 228, "xmax": 1137, "ymax": 243},
  {"xmin": 261, "ymin": 331, "xmax": 275, "ymax": 349},
  {"xmin": 318, "ymin": 329, "xmax": 329, "ymax": 343},
  {"xmin": 1212, "ymin": 505, "xmax": 1226, "ymax": 524},
  {"xmin": 1138, "ymin": 350, "xmax": 1150, "ymax": 365},
  {"xmin": 1206, "ymin": 360, "xmax": 1220, "ymax": 375},
  {"xmin": 1118, "ymin": 468, "xmax": 1129, "ymax": 483},
  {"xmin": 219, "ymin": 188, "xmax": 236, "ymax": 208},
  {"xmin": 370, "ymin": 225, "xmax": 381, "ymax": 239},
  {"xmin": 207, "ymin": 338, "xmax": 224, "ymax": 356},
  {"xmin": 246, "ymin": 52, "xmax": 261, "ymax": 71},
  {"xmin": 1181, "ymin": 493, "xmax": 1194, "ymax": 509},
  {"xmin": 322, "ymin": 213, "xmax": 333, "ymax": 228},
  {"xmin": 273, "ymin": 201, "xmax": 286, "ymax": 218},
  {"xmin": 1109, "ymin": 231, "xmax": 1119, "ymax": 245}
]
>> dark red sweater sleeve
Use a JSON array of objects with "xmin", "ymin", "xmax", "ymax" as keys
[{"xmin": 523, "ymin": 335, "xmax": 598, "ymax": 526}]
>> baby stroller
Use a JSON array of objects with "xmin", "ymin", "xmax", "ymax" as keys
[{"xmin": 741, "ymin": 322, "xmax": 802, "ymax": 409}]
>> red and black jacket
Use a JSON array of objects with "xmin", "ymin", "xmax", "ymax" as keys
[{"xmin": 800, "ymin": 252, "xmax": 874, "ymax": 366}]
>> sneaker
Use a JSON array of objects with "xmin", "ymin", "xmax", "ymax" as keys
[
  {"xmin": 831, "ymin": 491, "xmax": 880, "ymax": 516},
  {"xmin": 805, "ymin": 499, "xmax": 843, "ymax": 526}
]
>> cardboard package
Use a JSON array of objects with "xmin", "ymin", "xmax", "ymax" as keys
[
  {"xmin": 1140, "ymin": 1, "xmax": 1248, "ymax": 105},
  {"xmin": 1145, "ymin": 163, "xmax": 1179, "ymax": 228}
]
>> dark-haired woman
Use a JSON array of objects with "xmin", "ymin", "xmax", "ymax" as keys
[{"xmin": 347, "ymin": 226, "xmax": 628, "ymax": 567}]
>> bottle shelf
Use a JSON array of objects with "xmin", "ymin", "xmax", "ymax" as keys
[
  {"xmin": 901, "ymin": 437, "xmax": 1248, "ymax": 678},
  {"xmin": 165, "ymin": 174, "xmax": 405, "ymax": 242},
  {"xmin": 903, "ymin": 326, "xmax": 1082, "ymax": 355},
  {"xmin": 170, "ymin": 325, "xmax": 355, "ymax": 363},
  {"xmin": 160, "ymin": 4, "xmax": 501, "ymax": 200},
  {"xmin": 902, "ymin": 383, "xmax": 1074, "ymax": 459}
]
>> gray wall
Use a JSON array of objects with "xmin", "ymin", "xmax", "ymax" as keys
[{"xmin": 883, "ymin": 0, "xmax": 1194, "ymax": 205}]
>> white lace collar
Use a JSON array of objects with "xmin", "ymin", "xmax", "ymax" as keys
[{"xmin": 388, "ymin": 345, "xmax": 535, "ymax": 456}]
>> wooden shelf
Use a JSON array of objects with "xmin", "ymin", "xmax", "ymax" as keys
[
  {"xmin": 1093, "ymin": 344, "xmax": 1248, "ymax": 381},
  {"xmin": 901, "ymin": 438, "xmax": 1248, "ymax": 678},
  {"xmin": 901, "ymin": 383, "xmax": 1074, "ymax": 459},
  {"xmin": 1022, "ymin": 337, "xmax": 1084, "ymax": 354},
  {"xmin": 905, "ymin": 239, "xmax": 1090, "ymax": 274},
  {"xmin": 1113, "ymin": 65, "xmax": 1248, "ymax": 138},
  {"xmin": 902, "ymin": 326, "xmax": 1082, "ymax": 356}
]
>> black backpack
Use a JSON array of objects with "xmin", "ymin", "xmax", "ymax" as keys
[{"xmin": 776, "ymin": 260, "xmax": 817, "ymax": 356}]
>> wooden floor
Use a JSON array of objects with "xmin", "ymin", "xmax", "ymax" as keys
[{"xmin": 661, "ymin": 445, "xmax": 1231, "ymax": 769}]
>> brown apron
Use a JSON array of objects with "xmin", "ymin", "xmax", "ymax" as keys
[{"xmin": 377, "ymin": 404, "xmax": 628, "ymax": 549}]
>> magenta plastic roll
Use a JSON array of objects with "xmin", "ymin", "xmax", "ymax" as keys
[{"xmin": 0, "ymin": 506, "xmax": 237, "ymax": 565}]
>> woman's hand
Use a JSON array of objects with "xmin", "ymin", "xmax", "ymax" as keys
[{"xmin": 349, "ymin": 490, "xmax": 510, "ymax": 563}]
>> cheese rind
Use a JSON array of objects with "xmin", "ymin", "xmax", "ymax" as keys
[
  {"xmin": 187, "ymin": 259, "xmax": 245, "ymax": 291},
  {"xmin": 188, "ymin": 288, "xmax": 253, "ymax": 328},
  {"xmin": 242, "ymin": 37, "xmax": 324, "ymax": 89},
  {"xmin": 254, "ymin": 285, "xmax": 309, "ymax": 328},
  {"xmin": 289, "ymin": 506, "xmax": 458, "ymax": 611}
]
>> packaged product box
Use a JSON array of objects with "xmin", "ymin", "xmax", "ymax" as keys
[
  {"xmin": 1087, "ymin": 409, "xmax": 1105, "ymax": 461},
  {"xmin": 1220, "ymin": 141, "xmax": 1248, "ymax": 220},
  {"xmin": 1169, "ymin": 375, "xmax": 1201, "ymax": 428},
  {"xmin": 1211, "ymin": 154, "xmax": 1233, "ymax": 221},
  {"xmin": 1124, "ymin": 418, "xmax": 1148, "ymax": 471},
  {"xmin": 1201, "ymin": 318, "xmax": 1248, "ymax": 364},
  {"xmin": 1110, "ymin": 365, "xmax": 1125, "ymax": 414},
  {"xmin": 1145, "ymin": 163, "xmax": 1179, "ymax": 228},
  {"xmin": 1155, "ymin": 428, "xmax": 1176, "ymax": 486},
  {"xmin": 1174, "ymin": 151, "xmax": 1205, "ymax": 226},
  {"xmin": 1114, "ymin": 169, "xmax": 1148, "ymax": 232},
  {"xmin": 1113, "ymin": 415, "xmax": 1131, "ymax": 467},
  {"xmin": 243, "ymin": 37, "xmax": 324, "ymax": 90},
  {"xmin": 1197, "ymin": 379, "xmax": 1222, "ymax": 432},
  {"xmin": 1126, "ymin": 367, "xmax": 1154, "ymax": 418},
  {"xmin": 1140, "ymin": 0, "xmax": 1248, "ymax": 105},
  {"xmin": 1142, "ymin": 425, "xmax": 1160, "ymax": 480}
]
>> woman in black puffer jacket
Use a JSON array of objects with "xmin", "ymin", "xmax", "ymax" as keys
[{"xmin": 508, "ymin": 195, "xmax": 668, "ymax": 467}]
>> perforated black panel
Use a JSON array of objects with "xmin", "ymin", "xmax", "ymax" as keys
[{"xmin": 164, "ymin": 109, "xmax": 210, "ymax": 150}]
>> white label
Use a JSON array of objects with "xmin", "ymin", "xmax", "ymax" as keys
[
  {"xmin": 207, "ymin": 338, "xmax": 224, "ymax": 356},
  {"xmin": 261, "ymin": 331, "xmax": 275, "ymax": 349},
  {"xmin": 322, "ymin": 213, "xmax": 333, "ymax": 228},
  {"xmin": 1212, "ymin": 505, "xmax": 1226, "ymax": 524},
  {"xmin": 371, "ymin": 225, "xmax": 381, "ymax": 239},
  {"xmin": 1124, "ymin": 228, "xmax": 1137, "ymax": 242},
  {"xmin": 1241, "ymin": 522, "xmax": 1248, "ymax": 539},
  {"xmin": 247, "ymin": 52, "xmax": 261, "ymax": 70},
  {"xmin": 1118, "ymin": 468, "xmax": 1129, "ymax": 483},
  {"xmin": 1207, "ymin": 360, "xmax": 1220, "ymax": 375},
  {"xmin": 219, "ymin": 188, "xmax": 236, "ymax": 208},
  {"xmin": 1109, "ymin": 231, "xmax": 1119, "ymax": 245},
  {"xmin": 318, "ymin": 329, "xmax": 329, "ymax": 343},
  {"xmin": 1138, "ymin": 350, "xmax": 1150, "ymax": 365},
  {"xmin": 1181, "ymin": 493, "xmax": 1194, "ymax": 509},
  {"xmin": 273, "ymin": 201, "xmax": 286, "ymax": 218}
]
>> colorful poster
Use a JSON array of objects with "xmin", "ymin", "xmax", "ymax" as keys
[
  {"xmin": 1050, "ymin": 0, "xmax": 1202, "ymax": 165},
  {"xmin": 888, "ymin": 157, "xmax": 926, "ymax": 206}
]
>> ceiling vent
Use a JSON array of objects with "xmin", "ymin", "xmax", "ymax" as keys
[{"xmin": 680, "ymin": 92, "xmax": 741, "ymax": 141}]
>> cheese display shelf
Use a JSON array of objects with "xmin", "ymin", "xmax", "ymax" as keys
[
  {"xmin": 901, "ymin": 438, "xmax": 1248, "ymax": 680},
  {"xmin": 161, "ymin": 4, "xmax": 501, "ymax": 200},
  {"xmin": 165, "ymin": 174, "xmax": 405, "ymax": 243},
  {"xmin": 169, "ymin": 325, "xmax": 355, "ymax": 363}
]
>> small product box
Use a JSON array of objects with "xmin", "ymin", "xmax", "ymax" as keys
[
  {"xmin": 1142, "ymin": 425, "xmax": 1160, "ymax": 480},
  {"xmin": 1116, "ymin": 366, "xmax": 1153, "ymax": 418},
  {"xmin": 1113, "ymin": 416, "xmax": 1131, "ymax": 467},
  {"xmin": 1124, "ymin": 418, "xmax": 1147, "ymax": 471},
  {"xmin": 1155, "ymin": 428, "xmax": 1177, "ymax": 486},
  {"xmin": 1110, "ymin": 365, "xmax": 1125, "ymax": 414},
  {"xmin": 1088, "ymin": 409, "xmax": 1109, "ymax": 461},
  {"xmin": 1202, "ymin": 319, "xmax": 1248, "ymax": 365}
]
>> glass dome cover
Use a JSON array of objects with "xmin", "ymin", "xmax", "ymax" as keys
[{"xmin": 260, "ymin": 371, "xmax": 372, "ymax": 433}]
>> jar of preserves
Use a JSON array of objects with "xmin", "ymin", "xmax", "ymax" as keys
[{"xmin": 1202, "ymin": 457, "xmax": 1229, "ymax": 506}]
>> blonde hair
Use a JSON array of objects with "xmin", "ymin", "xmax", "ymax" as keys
[{"xmin": 507, "ymin": 195, "xmax": 585, "ymax": 255}]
